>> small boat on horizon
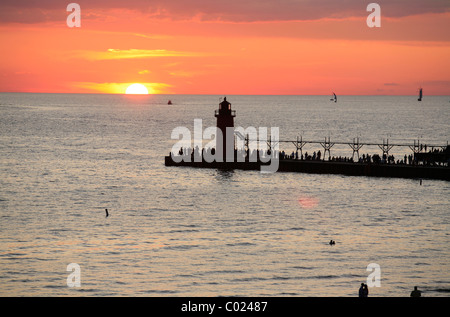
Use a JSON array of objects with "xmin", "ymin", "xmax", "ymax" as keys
[
  {"xmin": 330, "ymin": 92, "xmax": 337, "ymax": 103},
  {"xmin": 418, "ymin": 88, "xmax": 423, "ymax": 101}
]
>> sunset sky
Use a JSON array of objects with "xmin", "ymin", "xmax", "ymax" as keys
[{"xmin": 0, "ymin": 0, "xmax": 449, "ymax": 95}]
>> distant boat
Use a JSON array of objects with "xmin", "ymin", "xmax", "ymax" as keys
[
  {"xmin": 330, "ymin": 92, "xmax": 337, "ymax": 103},
  {"xmin": 168, "ymin": 100, "xmax": 172, "ymax": 105},
  {"xmin": 418, "ymin": 88, "xmax": 422, "ymax": 101}
]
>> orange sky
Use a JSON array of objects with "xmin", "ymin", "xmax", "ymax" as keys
[{"xmin": 0, "ymin": 1, "xmax": 449, "ymax": 95}]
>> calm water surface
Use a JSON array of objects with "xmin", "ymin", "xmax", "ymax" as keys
[{"xmin": 0, "ymin": 93, "xmax": 449, "ymax": 296}]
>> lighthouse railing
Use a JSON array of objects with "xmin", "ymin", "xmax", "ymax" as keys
[{"xmin": 214, "ymin": 109, "xmax": 236, "ymax": 116}]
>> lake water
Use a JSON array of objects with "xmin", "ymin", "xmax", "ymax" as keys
[{"xmin": 0, "ymin": 93, "xmax": 449, "ymax": 297}]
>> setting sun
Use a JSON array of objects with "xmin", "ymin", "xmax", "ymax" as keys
[{"xmin": 125, "ymin": 83, "xmax": 149, "ymax": 94}]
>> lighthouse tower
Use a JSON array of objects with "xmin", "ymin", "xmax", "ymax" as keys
[{"xmin": 215, "ymin": 97, "xmax": 236, "ymax": 161}]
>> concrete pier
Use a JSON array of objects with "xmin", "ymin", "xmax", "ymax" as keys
[{"xmin": 165, "ymin": 155, "xmax": 450, "ymax": 181}]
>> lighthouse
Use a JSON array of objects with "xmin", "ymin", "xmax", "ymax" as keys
[{"xmin": 215, "ymin": 97, "xmax": 236, "ymax": 161}]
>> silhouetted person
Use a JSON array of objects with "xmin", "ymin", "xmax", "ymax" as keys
[
  {"xmin": 410, "ymin": 286, "xmax": 421, "ymax": 297},
  {"xmin": 329, "ymin": 240, "xmax": 335, "ymax": 245},
  {"xmin": 359, "ymin": 283, "xmax": 365, "ymax": 297},
  {"xmin": 363, "ymin": 284, "xmax": 369, "ymax": 297},
  {"xmin": 105, "ymin": 209, "xmax": 109, "ymax": 217},
  {"xmin": 359, "ymin": 283, "xmax": 368, "ymax": 297}
]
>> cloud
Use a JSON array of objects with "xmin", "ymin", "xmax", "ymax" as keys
[
  {"xmin": 72, "ymin": 81, "xmax": 172, "ymax": 94},
  {"xmin": 384, "ymin": 82, "xmax": 400, "ymax": 86},
  {"xmin": 75, "ymin": 49, "xmax": 207, "ymax": 61},
  {"xmin": 1, "ymin": 0, "xmax": 449, "ymax": 24},
  {"xmin": 169, "ymin": 70, "xmax": 199, "ymax": 77}
]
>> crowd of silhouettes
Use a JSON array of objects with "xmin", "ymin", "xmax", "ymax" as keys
[
  {"xmin": 277, "ymin": 148, "xmax": 449, "ymax": 166},
  {"xmin": 172, "ymin": 145, "xmax": 449, "ymax": 166},
  {"xmin": 174, "ymin": 146, "xmax": 275, "ymax": 162}
]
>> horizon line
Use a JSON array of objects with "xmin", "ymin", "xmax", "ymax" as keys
[{"xmin": 1, "ymin": 92, "xmax": 447, "ymax": 97}]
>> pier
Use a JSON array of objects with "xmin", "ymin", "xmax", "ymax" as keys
[
  {"xmin": 165, "ymin": 98, "xmax": 450, "ymax": 181},
  {"xmin": 165, "ymin": 155, "xmax": 450, "ymax": 181}
]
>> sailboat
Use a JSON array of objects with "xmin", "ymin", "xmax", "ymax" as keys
[
  {"xmin": 418, "ymin": 88, "xmax": 423, "ymax": 101},
  {"xmin": 330, "ymin": 92, "xmax": 337, "ymax": 103}
]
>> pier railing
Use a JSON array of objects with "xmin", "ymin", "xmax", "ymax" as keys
[{"xmin": 237, "ymin": 134, "xmax": 449, "ymax": 165}]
